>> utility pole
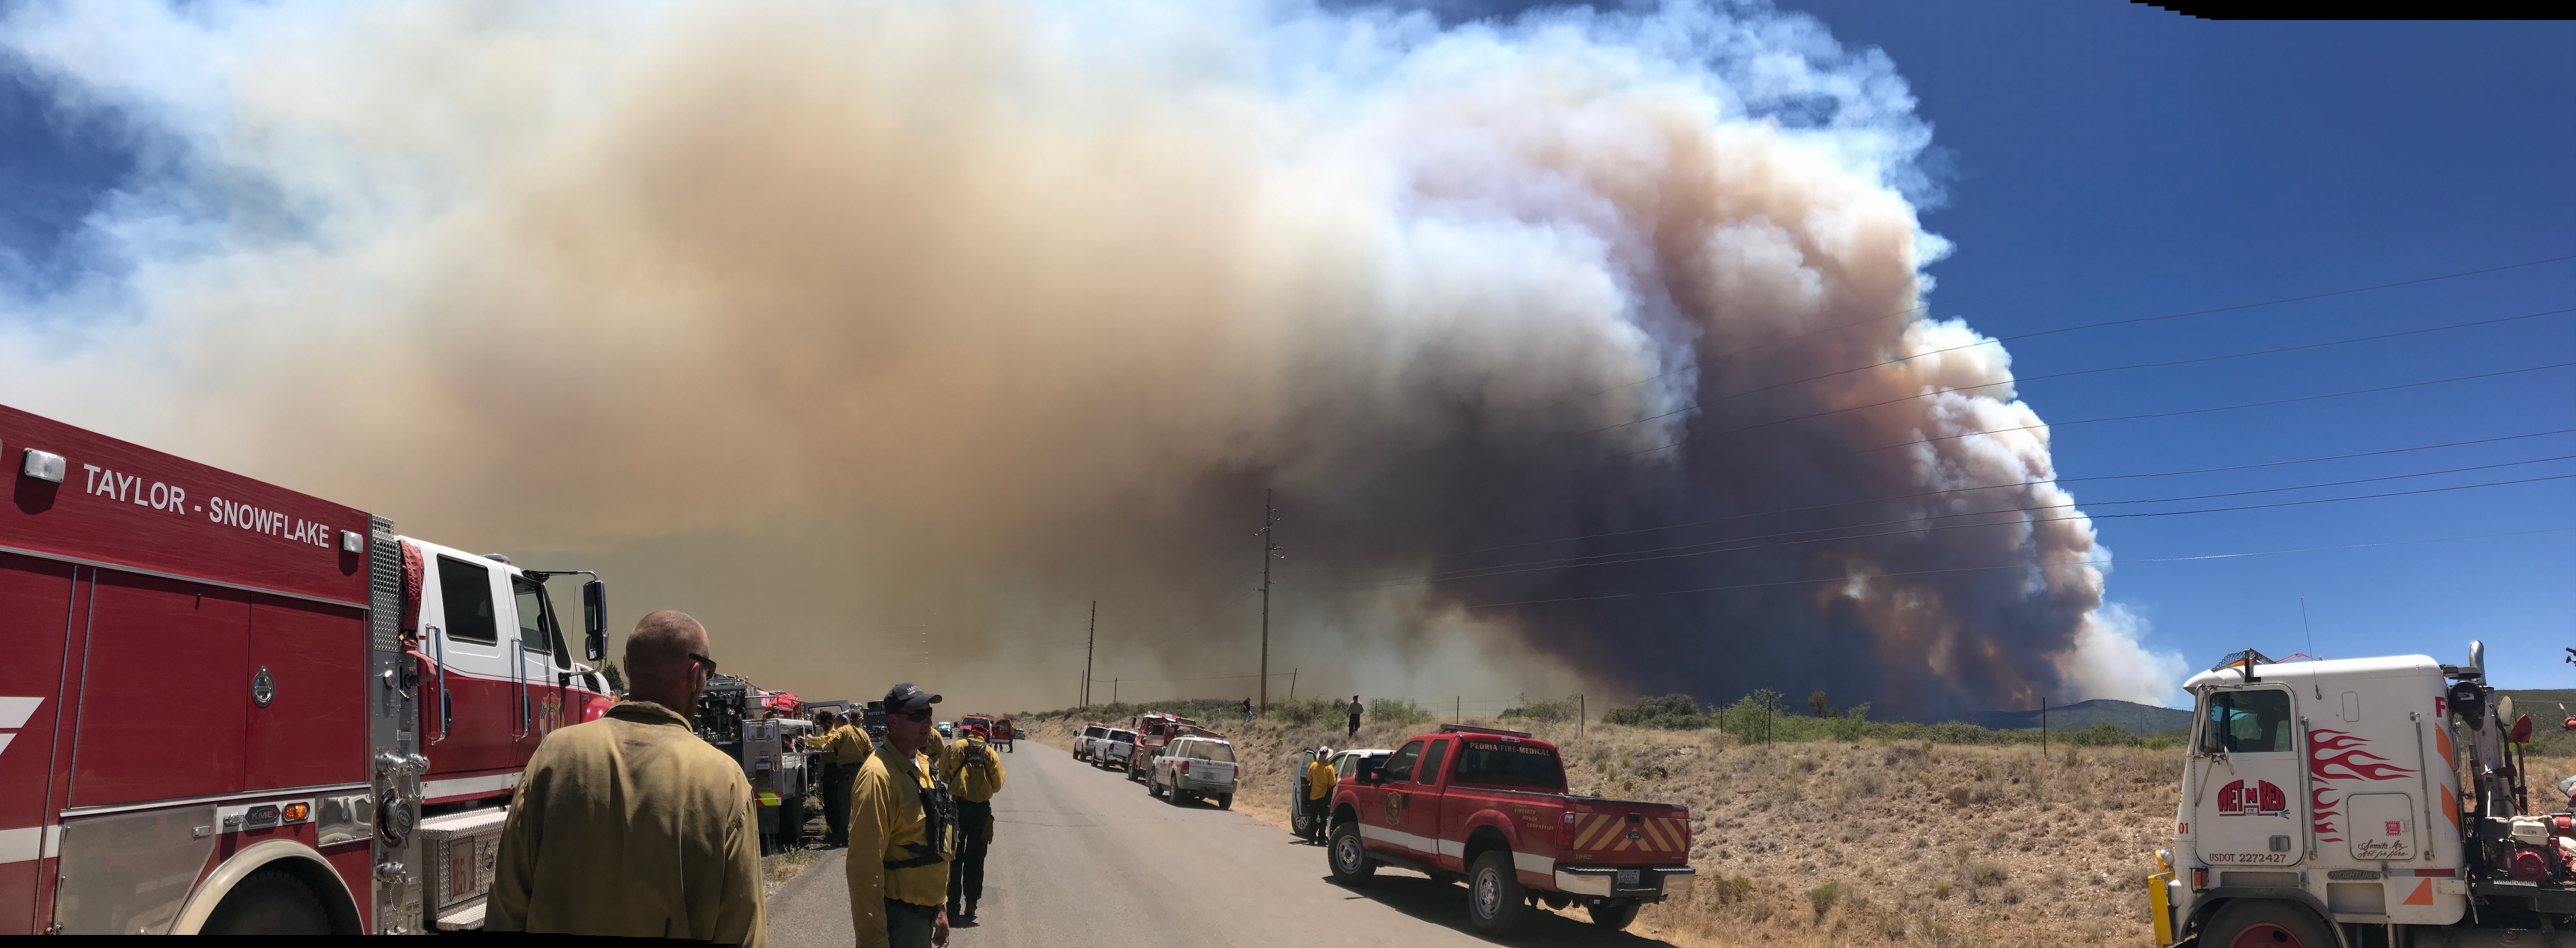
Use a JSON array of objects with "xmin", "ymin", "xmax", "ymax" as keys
[
  {"xmin": 1289, "ymin": 669, "xmax": 1298, "ymax": 702},
  {"xmin": 1259, "ymin": 490, "xmax": 1280, "ymax": 713},
  {"xmin": 1083, "ymin": 600, "xmax": 1097, "ymax": 708}
]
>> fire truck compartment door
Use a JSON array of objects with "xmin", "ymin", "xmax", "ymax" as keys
[
  {"xmin": 0, "ymin": 553, "xmax": 75, "ymax": 935},
  {"xmin": 71, "ymin": 572, "xmax": 249, "ymax": 807},
  {"xmin": 245, "ymin": 596, "xmax": 367, "ymax": 791},
  {"xmin": 2194, "ymin": 686, "xmax": 2306, "ymax": 868},
  {"xmin": 51, "ymin": 805, "xmax": 219, "ymax": 935}
]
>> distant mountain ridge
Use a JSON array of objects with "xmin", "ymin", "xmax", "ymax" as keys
[{"xmin": 1971, "ymin": 698, "xmax": 2192, "ymax": 734}]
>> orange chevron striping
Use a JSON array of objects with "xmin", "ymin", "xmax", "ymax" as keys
[
  {"xmin": 1665, "ymin": 817, "xmax": 1689, "ymax": 849},
  {"xmin": 1635, "ymin": 819, "xmax": 1664, "ymax": 851},
  {"xmin": 1641, "ymin": 818, "xmax": 1673, "ymax": 851},
  {"xmin": 1571, "ymin": 814, "xmax": 1613, "ymax": 850}
]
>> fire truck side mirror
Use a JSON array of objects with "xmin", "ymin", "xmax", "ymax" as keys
[{"xmin": 582, "ymin": 580, "xmax": 608, "ymax": 662}]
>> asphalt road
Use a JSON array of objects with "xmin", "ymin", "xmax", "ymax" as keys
[{"xmin": 767, "ymin": 744, "xmax": 1677, "ymax": 948}]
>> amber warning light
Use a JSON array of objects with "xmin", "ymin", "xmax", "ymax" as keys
[{"xmin": 282, "ymin": 802, "xmax": 310, "ymax": 823}]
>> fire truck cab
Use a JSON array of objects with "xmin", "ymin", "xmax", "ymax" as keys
[{"xmin": 0, "ymin": 404, "xmax": 614, "ymax": 934}]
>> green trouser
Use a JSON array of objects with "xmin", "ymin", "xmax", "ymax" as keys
[
  {"xmin": 823, "ymin": 762, "xmax": 852, "ymax": 844},
  {"xmin": 886, "ymin": 899, "xmax": 937, "ymax": 948},
  {"xmin": 947, "ymin": 800, "xmax": 992, "ymax": 912}
]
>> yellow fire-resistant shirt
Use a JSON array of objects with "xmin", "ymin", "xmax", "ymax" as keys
[
  {"xmin": 488, "ymin": 701, "xmax": 765, "ymax": 946},
  {"xmin": 936, "ymin": 735, "xmax": 1006, "ymax": 803},
  {"xmin": 1306, "ymin": 758, "xmax": 1336, "ymax": 800},
  {"xmin": 846, "ymin": 743, "xmax": 952, "ymax": 947},
  {"xmin": 821, "ymin": 723, "xmax": 875, "ymax": 765}
]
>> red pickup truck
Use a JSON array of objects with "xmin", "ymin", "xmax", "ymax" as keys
[{"xmin": 1327, "ymin": 724, "xmax": 1695, "ymax": 934}]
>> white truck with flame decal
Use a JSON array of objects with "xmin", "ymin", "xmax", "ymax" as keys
[{"xmin": 2150, "ymin": 643, "xmax": 2576, "ymax": 948}]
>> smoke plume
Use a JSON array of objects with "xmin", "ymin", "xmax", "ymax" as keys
[{"xmin": 0, "ymin": 0, "xmax": 2181, "ymax": 718}]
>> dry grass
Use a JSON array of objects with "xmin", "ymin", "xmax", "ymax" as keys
[
  {"xmin": 1030, "ymin": 714, "xmax": 2181, "ymax": 946},
  {"xmin": 1029, "ymin": 712, "xmax": 2576, "ymax": 947}
]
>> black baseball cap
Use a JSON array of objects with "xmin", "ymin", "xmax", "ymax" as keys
[{"xmin": 885, "ymin": 683, "xmax": 943, "ymax": 714}]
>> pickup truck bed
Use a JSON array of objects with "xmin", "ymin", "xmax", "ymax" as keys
[{"xmin": 1327, "ymin": 724, "xmax": 1693, "ymax": 935}]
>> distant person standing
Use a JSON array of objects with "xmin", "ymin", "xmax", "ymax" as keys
[
  {"xmin": 1347, "ymin": 695, "xmax": 1364, "ymax": 739},
  {"xmin": 487, "ymin": 610, "xmax": 766, "ymax": 945},
  {"xmin": 848, "ymin": 684, "xmax": 956, "ymax": 948},
  {"xmin": 1242, "ymin": 697, "xmax": 1254, "ymax": 723},
  {"xmin": 938, "ymin": 723, "xmax": 1006, "ymax": 923},
  {"xmin": 819, "ymin": 712, "xmax": 875, "ymax": 847}
]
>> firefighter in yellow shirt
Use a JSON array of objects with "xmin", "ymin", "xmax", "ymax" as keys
[
  {"xmin": 1302, "ymin": 748, "xmax": 1337, "ymax": 843},
  {"xmin": 818, "ymin": 711, "xmax": 874, "ymax": 847},
  {"xmin": 847, "ymin": 684, "xmax": 955, "ymax": 948},
  {"xmin": 937, "ymin": 725, "xmax": 1006, "ymax": 922},
  {"xmin": 488, "ymin": 610, "xmax": 765, "ymax": 946}
]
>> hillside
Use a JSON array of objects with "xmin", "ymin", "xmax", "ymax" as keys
[{"xmin": 1972, "ymin": 699, "xmax": 2191, "ymax": 734}]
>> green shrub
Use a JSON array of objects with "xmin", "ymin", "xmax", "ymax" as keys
[
  {"xmin": 1603, "ymin": 693, "xmax": 1709, "ymax": 730},
  {"xmin": 1499, "ymin": 692, "xmax": 1582, "ymax": 723},
  {"xmin": 1370, "ymin": 697, "xmax": 1430, "ymax": 725},
  {"xmin": 1808, "ymin": 882, "xmax": 1844, "ymax": 920}
]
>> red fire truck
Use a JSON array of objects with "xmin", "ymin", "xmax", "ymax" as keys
[{"xmin": 0, "ymin": 404, "xmax": 616, "ymax": 934}]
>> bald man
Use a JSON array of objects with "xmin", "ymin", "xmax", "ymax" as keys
[{"xmin": 489, "ymin": 610, "xmax": 766, "ymax": 945}]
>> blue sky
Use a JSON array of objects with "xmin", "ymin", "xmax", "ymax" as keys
[
  {"xmin": 2, "ymin": 2, "xmax": 2569, "ymax": 707},
  {"xmin": 1734, "ymin": 3, "xmax": 2576, "ymax": 695}
]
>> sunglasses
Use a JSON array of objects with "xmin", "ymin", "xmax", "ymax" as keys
[
  {"xmin": 689, "ymin": 653, "xmax": 719, "ymax": 673},
  {"xmin": 900, "ymin": 708, "xmax": 934, "ymax": 722}
]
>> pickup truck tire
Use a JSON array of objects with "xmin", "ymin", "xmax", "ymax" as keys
[
  {"xmin": 1149, "ymin": 777, "xmax": 1165, "ymax": 799},
  {"xmin": 2201, "ymin": 898, "xmax": 2333, "ymax": 948},
  {"xmin": 1587, "ymin": 900, "xmax": 1640, "ymax": 931},
  {"xmin": 1216, "ymin": 793, "xmax": 1232, "ymax": 810},
  {"xmin": 1466, "ymin": 850, "xmax": 1530, "ymax": 935},
  {"xmin": 1328, "ymin": 819, "xmax": 1376, "ymax": 884}
]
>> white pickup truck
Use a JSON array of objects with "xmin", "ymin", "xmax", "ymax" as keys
[
  {"xmin": 1073, "ymin": 722, "xmax": 1112, "ymax": 762},
  {"xmin": 1092, "ymin": 727, "xmax": 1139, "ymax": 770},
  {"xmin": 1149, "ymin": 735, "xmax": 1240, "ymax": 808}
]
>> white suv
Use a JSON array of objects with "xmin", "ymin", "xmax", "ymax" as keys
[
  {"xmin": 1094, "ymin": 728, "xmax": 1139, "ymax": 770},
  {"xmin": 1149, "ymin": 735, "xmax": 1240, "ymax": 808},
  {"xmin": 1073, "ymin": 722, "xmax": 1111, "ymax": 762}
]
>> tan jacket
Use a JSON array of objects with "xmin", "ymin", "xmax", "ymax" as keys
[
  {"xmin": 846, "ymin": 743, "xmax": 952, "ymax": 947},
  {"xmin": 936, "ymin": 735, "xmax": 1006, "ymax": 803},
  {"xmin": 821, "ymin": 723, "xmax": 875, "ymax": 765},
  {"xmin": 487, "ymin": 701, "xmax": 765, "ymax": 946}
]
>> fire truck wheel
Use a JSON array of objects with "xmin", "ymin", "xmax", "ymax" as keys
[
  {"xmin": 1588, "ymin": 899, "xmax": 1640, "ymax": 930},
  {"xmin": 201, "ymin": 867, "xmax": 331, "ymax": 935},
  {"xmin": 2202, "ymin": 899, "xmax": 2332, "ymax": 948},
  {"xmin": 1466, "ymin": 850, "xmax": 1530, "ymax": 935},
  {"xmin": 1217, "ymin": 793, "xmax": 1232, "ymax": 810},
  {"xmin": 1329, "ymin": 819, "xmax": 1376, "ymax": 883}
]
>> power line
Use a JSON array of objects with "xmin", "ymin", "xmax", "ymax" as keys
[
  {"xmin": 1634, "ymin": 359, "xmax": 2576, "ymax": 457},
  {"xmin": 1609, "ymin": 305, "xmax": 2576, "ymax": 437},
  {"xmin": 1460, "ymin": 524, "xmax": 2576, "ymax": 609},
  {"xmin": 1362, "ymin": 469, "xmax": 2576, "ymax": 589},
  {"xmin": 1610, "ymin": 251, "xmax": 2576, "ymax": 431},
  {"xmin": 1275, "ymin": 427, "xmax": 2576, "ymax": 572}
]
